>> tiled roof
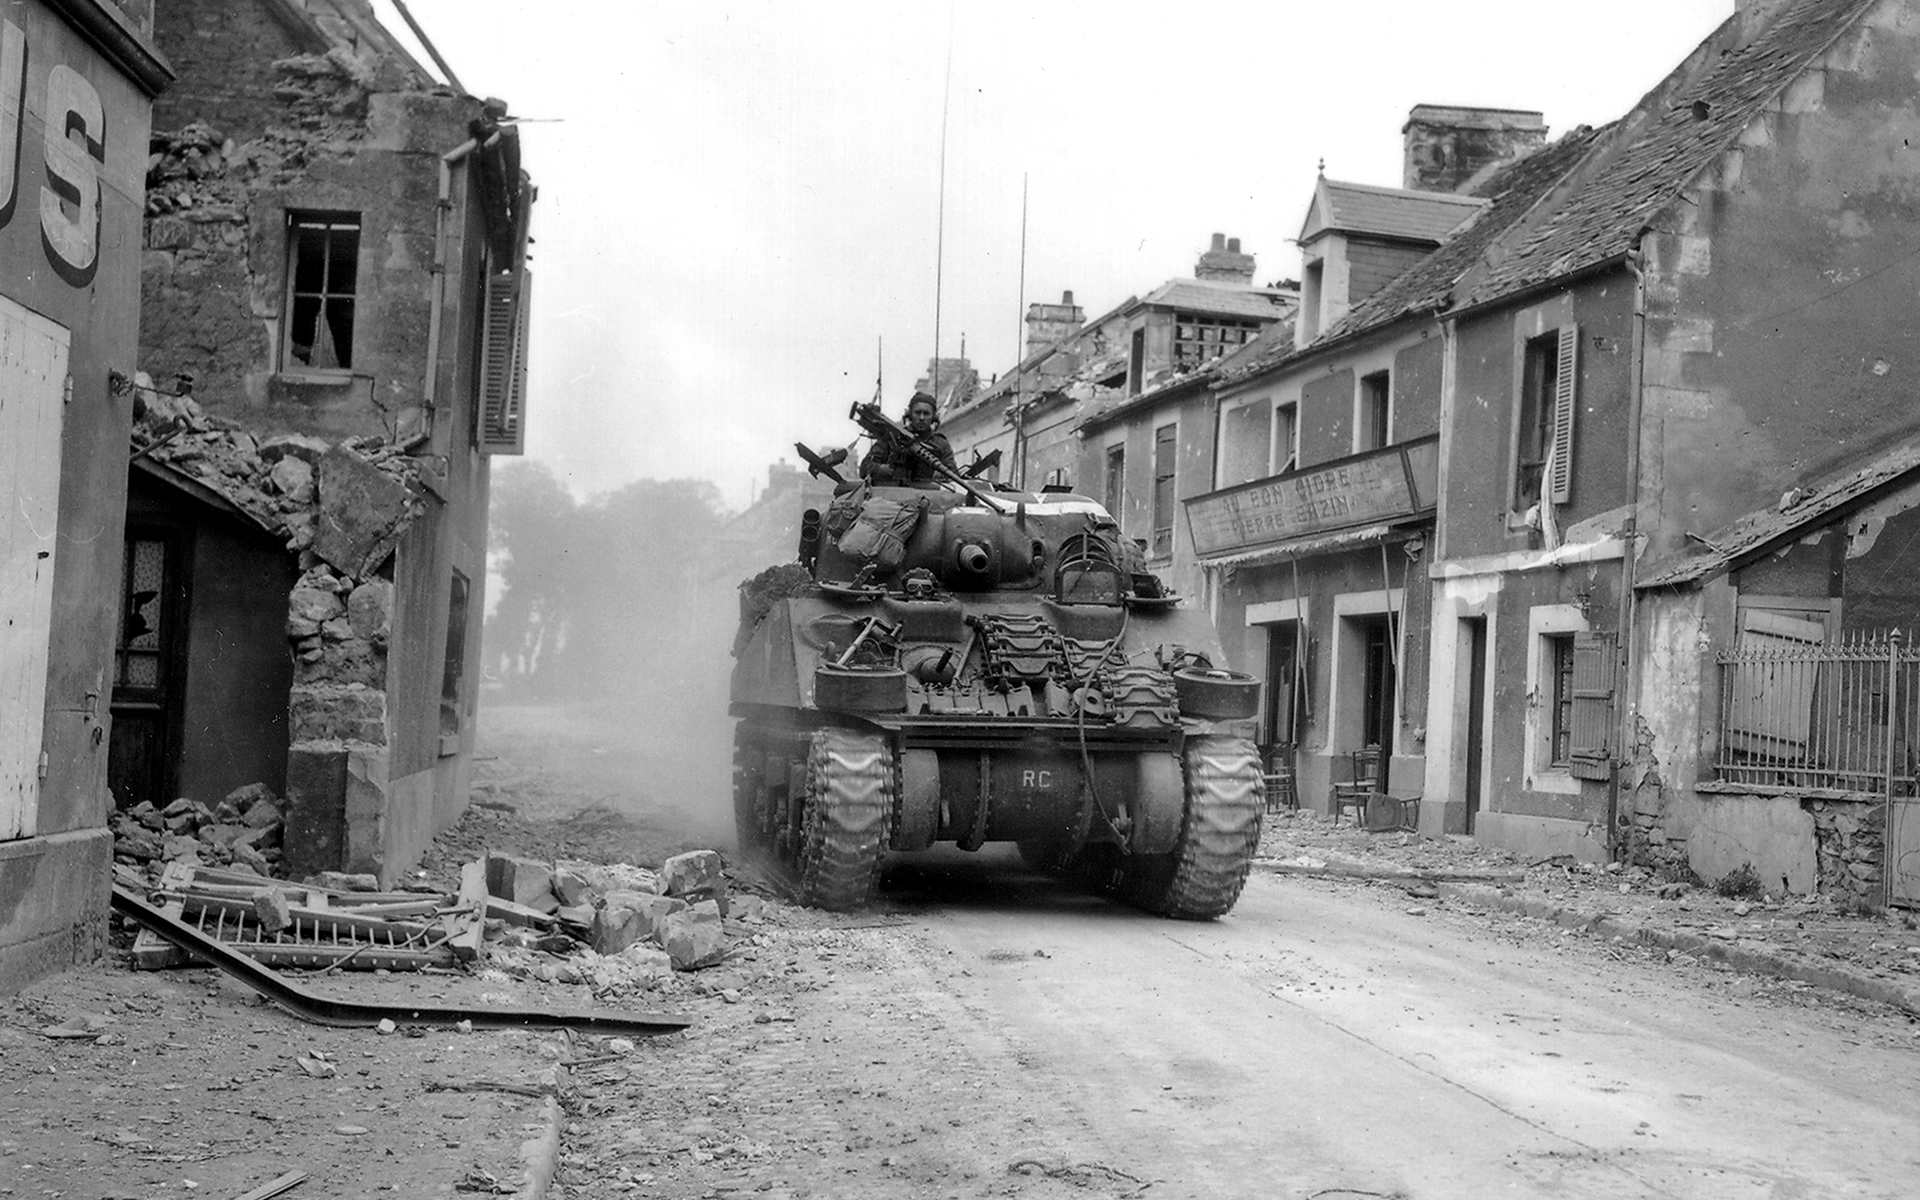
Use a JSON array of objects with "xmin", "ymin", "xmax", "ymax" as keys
[
  {"xmin": 1637, "ymin": 435, "xmax": 1920, "ymax": 590},
  {"xmin": 1457, "ymin": 0, "xmax": 1878, "ymax": 309},
  {"xmin": 1303, "ymin": 179, "xmax": 1486, "ymax": 245},
  {"xmin": 1141, "ymin": 278, "xmax": 1292, "ymax": 321},
  {"xmin": 1310, "ymin": 126, "xmax": 1610, "ymax": 350}
]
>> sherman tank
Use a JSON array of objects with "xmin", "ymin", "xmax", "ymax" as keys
[{"xmin": 729, "ymin": 403, "xmax": 1265, "ymax": 918}]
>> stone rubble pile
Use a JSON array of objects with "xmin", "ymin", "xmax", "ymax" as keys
[
  {"xmin": 109, "ymin": 783, "xmax": 287, "ymax": 877},
  {"xmin": 478, "ymin": 848, "xmax": 758, "ymax": 988}
]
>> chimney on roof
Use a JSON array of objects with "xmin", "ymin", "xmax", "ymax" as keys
[
  {"xmin": 1402, "ymin": 105, "xmax": 1547, "ymax": 194},
  {"xmin": 1195, "ymin": 233, "xmax": 1256, "ymax": 285},
  {"xmin": 915, "ymin": 355, "xmax": 978, "ymax": 412},
  {"xmin": 1025, "ymin": 289, "xmax": 1084, "ymax": 357}
]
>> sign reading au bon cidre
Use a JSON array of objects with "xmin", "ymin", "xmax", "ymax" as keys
[{"xmin": 1186, "ymin": 446, "xmax": 1423, "ymax": 557}]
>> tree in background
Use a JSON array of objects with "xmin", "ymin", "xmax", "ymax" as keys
[{"xmin": 486, "ymin": 462, "xmax": 729, "ymax": 697}]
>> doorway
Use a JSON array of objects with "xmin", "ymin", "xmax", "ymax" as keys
[{"xmin": 1262, "ymin": 620, "xmax": 1305, "ymax": 750}]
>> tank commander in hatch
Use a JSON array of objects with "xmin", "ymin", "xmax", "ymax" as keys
[{"xmin": 860, "ymin": 391, "xmax": 957, "ymax": 484}]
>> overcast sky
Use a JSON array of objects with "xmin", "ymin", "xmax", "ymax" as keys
[{"xmin": 373, "ymin": 0, "xmax": 1737, "ymax": 510}]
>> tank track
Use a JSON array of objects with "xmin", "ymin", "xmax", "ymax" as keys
[
  {"xmin": 1127, "ymin": 734, "xmax": 1264, "ymax": 919},
  {"xmin": 797, "ymin": 729, "xmax": 895, "ymax": 910}
]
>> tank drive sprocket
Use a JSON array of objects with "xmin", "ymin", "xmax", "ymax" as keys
[
  {"xmin": 1123, "ymin": 734, "xmax": 1264, "ymax": 919},
  {"xmin": 797, "ymin": 728, "xmax": 895, "ymax": 910}
]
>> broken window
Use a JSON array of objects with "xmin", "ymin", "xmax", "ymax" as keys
[
  {"xmin": 1127, "ymin": 328, "xmax": 1146, "ymax": 396},
  {"xmin": 1172, "ymin": 313, "xmax": 1260, "ymax": 372},
  {"xmin": 1151, "ymin": 423, "xmax": 1176, "ymax": 559},
  {"xmin": 1359, "ymin": 370, "xmax": 1390, "ymax": 450},
  {"xmin": 1104, "ymin": 444, "xmax": 1125, "ymax": 521},
  {"xmin": 284, "ymin": 213, "xmax": 360, "ymax": 373}
]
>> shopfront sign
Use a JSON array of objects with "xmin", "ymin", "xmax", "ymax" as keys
[
  {"xmin": 0, "ymin": 13, "xmax": 116, "ymax": 285},
  {"xmin": 1185, "ymin": 435, "xmax": 1437, "ymax": 558}
]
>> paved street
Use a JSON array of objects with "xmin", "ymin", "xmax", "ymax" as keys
[{"xmin": 558, "ymin": 846, "xmax": 1920, "ymax": 1199}]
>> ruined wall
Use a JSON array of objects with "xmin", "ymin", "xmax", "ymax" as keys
[
  {"xmin": 141, "ymin": 52, "xmax": 469, "ymax": 441},
  {"xmin": 1403, "ymin": 106, "xmax": 1548, "ymax": 195},
  {"xmin": 1637, "ymin": 4, "xmax": 1920, "ymax": 564}
]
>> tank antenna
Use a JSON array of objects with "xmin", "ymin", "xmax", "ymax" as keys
[
  {"xmin": 930, "ymin": 3, "xmax": 954, "ymax": 409},
  {"xmin": 1012, "ymin": 171, "xmax": 1029, "ymax": 490}
]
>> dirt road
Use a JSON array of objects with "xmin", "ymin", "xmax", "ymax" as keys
[{"xmin": 559, "ymin": 848, "xmax": 1920, "ymax": 1199}]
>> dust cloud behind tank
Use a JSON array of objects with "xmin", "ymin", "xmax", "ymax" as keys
[{"xmin": 728, "ymin": 405, "xmax": 1267, "ymax": 918}]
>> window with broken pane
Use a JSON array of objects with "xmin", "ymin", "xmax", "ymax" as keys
[
  {"xmin": 285, "ymin": 213, "xmax": 360, "ymax": 372},
  {"xmin": 1172, "ymin": 314, "xmax": 1260, "ymax": 371}
]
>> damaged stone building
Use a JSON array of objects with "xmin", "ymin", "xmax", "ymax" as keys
[
  {"xmin": 0, "ymin": 0, "xmax": 171, "ymax": 992},
  {"xmin": 111, "ymin": 0, "xmax": 533, "ymax": 887}
]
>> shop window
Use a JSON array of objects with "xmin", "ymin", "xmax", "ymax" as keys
[
  {"xmin": 284, "ymin": 212, "xmax": 360, "ymax": 373},
  {"xmin": 1151, "ymin": 424, "xmax": 1176, "ymax": 559},
  {"xmin": 1359, "ymin": 370, "xmax": 1390, "ymax": 450},
  {"xmin": 1514, "ymin": 326, "xmax": 1578, "ymax": 513}
]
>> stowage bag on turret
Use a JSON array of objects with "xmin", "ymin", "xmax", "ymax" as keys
[{"xmin": 837, "ymin": 495, "xmax": 927, "ymax": 570}]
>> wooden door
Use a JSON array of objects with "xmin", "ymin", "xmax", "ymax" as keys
[{"xmin": 0, "ymin": 300, "xmax": 71, "ymax": 840}]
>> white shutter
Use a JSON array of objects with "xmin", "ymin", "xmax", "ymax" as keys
[
  {"xmin": 1549, "ymin": 323, "xmax": 1578, "ymax": 505},
  {"xmin": 0, "ymin": 300, "xmax": 71, "ymax": 839},
  {"xmin": 478, "ymin": 269, "xmax": 530, "ymax": 455}
]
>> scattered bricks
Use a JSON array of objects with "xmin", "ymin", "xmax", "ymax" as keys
[
  {"xmin": 730, "ymin": 895, "xmax": 766, "ymax": 922},
  {"xmin": 590, "ymin": 890, "xmax": 686, "ymax": 955},
  {"xmin": 243, "ymin": 797, "xmax": 282, "ymax": 829},
  {"xmin": 258, "ymin": 433, "xmax": 330, "ymax": 464},
  {"xmin": 346, "ymin": 580, "xmax": 392, "ymax": 644},
  {"xmin": 555, "ymin": 904, "xmax": 594, "ymax": 928},
  {"xmin": 657, "ymin": 900, "xmax": 727, "ymax": 970},
  {"xmin": 612, "ymin": 944, "xmax": 674, "ymax": 979},
  {"xmin": 162, "ymin": 835, "xmax": 203, "ymax": 862},
  {"xmin": 269, "ymin": 455, "xmax": 316, "ymax": 502},
  {"xmin": 161, "ymin": 798, "xmax": 198, "ymax": 819},
  {"xmin": 131, "ymin": 802, "xmax": 165, "ymax": 831},
  {"xmin": 486, "ymin": 853, "xmax": 555, "ymax": 908},
  {"xmin": 115, "ymin": 830, "xmax": 162, "ymax": 862},
  {"xmin": 253, "ymin": 888, "xmax": 292, "ymax": 933},
  {"xmin": 230, "ymin": 842, "xmax": 271, "ymax": 876},
  {"xmin": 204, "ymin": 824, "xmax": 251, "ymax": 849},
  {"xmin": 551, "ymin": 867, "xmax": 592, "ymax": 907},
  {"xmin": 658, "ymin": 850, "xmax": 727, "ymax": 904},
  {"xmin": 164, "ymin": 812, "xmax": 198, "ymax": 834},
  {"xmin": 235, "ymin": 824, "xmax": 280, "ymax": 851},
  {"xmin": 289, "ymin": 585, "xmax": 345, "ymax": 627}
]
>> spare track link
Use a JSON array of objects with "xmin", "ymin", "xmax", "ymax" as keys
[
  {"xmin": 1154, "ymin": 734, "xmax": 1265, "ymax": 919},
  {"xmin": 799, "ymin": 728, "xmax": 895, "ymax": 910}
]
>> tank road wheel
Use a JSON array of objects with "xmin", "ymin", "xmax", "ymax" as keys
[
  {"xmin": 797, "ymin": 729, "xmax": 895, "ymax": 910},
  {"xmin": 1123, "ymin": 735, "xmax": 1264, "ymax": 920}
]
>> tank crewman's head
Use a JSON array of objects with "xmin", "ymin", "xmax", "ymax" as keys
[{"xmin": 905, "ymin": 392, "xmax": 938, "ymax": 436}]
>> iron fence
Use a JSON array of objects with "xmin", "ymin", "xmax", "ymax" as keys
[{"xmin": 1715, "ymin": 629, "xmax": 1920, "ymax": 795}]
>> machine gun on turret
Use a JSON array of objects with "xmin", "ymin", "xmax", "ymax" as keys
[{"xmin": 848, "ymin": 402, "xmax": 1009, "ymax": 510}]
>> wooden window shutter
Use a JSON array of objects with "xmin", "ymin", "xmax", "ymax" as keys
[
  {"xmin": 1568, "ymin": 630, "xmax": 1614, "ymax": 780},
  {"xmin": 1549, "ymin": 323, "xmax": 1578, "ymax": 504},
  {"xmin": 478, "ymin": 269, "xmax": 530, "ymax": 455}
]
